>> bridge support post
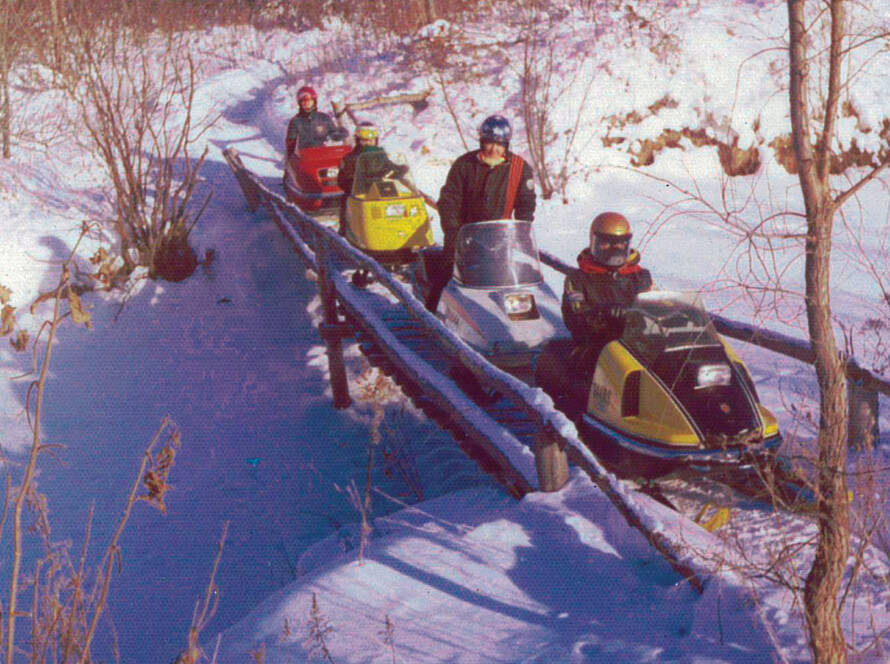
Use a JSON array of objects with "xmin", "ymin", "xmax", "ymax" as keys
[
  {"xmin": 847, "ymin": 379, "xmax": 878, "ymax": 451},
  {"xmin": 316, "ymin": 239, "xmax": 351, "ymax": 410},
  {"xmin": 534, "ymin": 425, "xmax": 568, "ymax": 492}
]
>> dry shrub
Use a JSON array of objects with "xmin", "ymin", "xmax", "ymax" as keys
[
  {"xmin": 770, "ymin": 129, "xmax": 890, "ymax": 176},
  {"xmin": 717, "ymin": 141, "xmax": 761, "ymax": 177},
  {"xmin": 0, "ymin": 237, "xmax": 200, "ymax": 661},
  {"xmin": 60, "ymin": 24, "xmax": 211, "ymax": 283}
]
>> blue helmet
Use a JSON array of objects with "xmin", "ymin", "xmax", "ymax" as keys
[{"xmin": 478, "ymin": 115, "xmax": 511, "ymax": 147}]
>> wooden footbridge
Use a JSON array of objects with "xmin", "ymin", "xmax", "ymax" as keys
[
  {"xmin": 222, "ymin": 147, "xmax": 712, "ymax": 592},
  {"xmin": 223, "ymin": 146, "xmax": 889, "ymax": 596}
]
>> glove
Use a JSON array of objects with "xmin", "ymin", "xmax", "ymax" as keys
[
  {"xmin": 584, "ymin": 303, "xmax": 626, "ymax": 338},
  {"xmin": 606, "ymin": 304, "xmax": 625, "ymax": 320},
  {"xmin": 593, "ymin": 303, "xmax": 625, "ymax": 322}
]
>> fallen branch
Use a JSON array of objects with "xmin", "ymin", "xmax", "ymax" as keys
[{"xmin": 333, "ymin": 89, "xmax": 432, "ymax": 124}]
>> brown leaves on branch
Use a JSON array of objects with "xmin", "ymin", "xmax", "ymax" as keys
[
  {"xmin": 141, "ymin": 425, "xmax": 181, "ymax": 513},
  {"xmin": 0, "ymin": 284, "xmax": 28, "ymax": 351}
]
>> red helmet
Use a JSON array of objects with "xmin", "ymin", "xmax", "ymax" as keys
[
  {"xmin": 297, "ymin": 86, "xmax": 317, "ymax": 108},
  {"xmin": 297, "ymin": 85, "xmax": 317, "ymax": 101}
]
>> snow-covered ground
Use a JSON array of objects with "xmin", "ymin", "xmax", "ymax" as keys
[{"xmin": 1, "ymin": 2, "xmax": 890, "ymax": 662}]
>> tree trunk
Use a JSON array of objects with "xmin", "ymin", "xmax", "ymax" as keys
[
  {"xmin": 802, "ymin": 207, "xmax": 850, "ymax": 664},
  {"xmin": 0, "ymin": 7, "xmax": 9, "ymax": 159},
  {"xmin": 787, "ymin": 1, "xmax": 851, "ymax": 661},
  {"xmin": 420, "ymin": 0, "xmax": 437, "ymax": 23},
  {"xmin": 49, "ymin": 0, "xmax": 62, "ymax": 74},
  {"xmin": 1, "ymin": 65, "xmax": 9, "ymax": 160}
]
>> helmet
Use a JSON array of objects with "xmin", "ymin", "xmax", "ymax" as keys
[
  {"xmin": 589, "ymin": 212, "xmax": 632, "ymax": 267},
  {"xmin": 478, "ymin": 115, "xmax": 511, "ymax": 147},
  {"xmin": 297, "ymin": 85, "xmax": 317, "ymax": 109},
  {"xmin": 354, "ymin": 121, "xmax": 379, "ymax": 144}
]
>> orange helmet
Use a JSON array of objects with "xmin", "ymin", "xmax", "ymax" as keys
[{"xmin": 589, "ymin": 212, "xmax": 632, "ymax": 267}]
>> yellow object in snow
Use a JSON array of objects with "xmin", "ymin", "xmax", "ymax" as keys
[{"xmin": 695, "ymin": 502, "xmax": 731, "ymax": 532}]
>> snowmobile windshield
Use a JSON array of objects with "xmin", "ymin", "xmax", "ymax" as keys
[
  {"xmin": 620, "ymin": 291, "xmax": 722, "ymax": 365},
  {"xmin": 621, "ymin": 291, "xmax": 761, "ymax": 441},
  {"xmin": 353, "ymin": 151, "xmax": 416, "ymax": 197},
  {"xmin": 453, "ymin": 220, "xmax": 543, "ymax": 287}
]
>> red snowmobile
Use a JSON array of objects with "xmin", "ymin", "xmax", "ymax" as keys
[{"xmin": 283, "ymin": 144, "xmax": 352, "ymax": 225}]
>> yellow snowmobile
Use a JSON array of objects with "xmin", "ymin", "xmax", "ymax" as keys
[
  {"xmin": 536, "ymin": 291, "xmax": 783, "ymax": 480},
  {"xmin": 343, "ymin": 150, "xmax": 433, "ymax": 274}
]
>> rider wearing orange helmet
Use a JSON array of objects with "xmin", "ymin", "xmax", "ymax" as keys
[{"xmin": 562, "ymin": 212, "xmax": 652, "ymax": 349}]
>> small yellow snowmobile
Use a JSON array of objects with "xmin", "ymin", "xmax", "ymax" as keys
[{"xmin": 343, "ymin": 151, "xmax": 433, "ymax": 270}]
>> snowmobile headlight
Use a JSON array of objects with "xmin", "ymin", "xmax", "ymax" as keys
[
  {"xmin": 504, "ymin": 292, "xmax": 535, "ymax": 315},
  {"xmin": 385, "ymin": 203, "xmax": 406, "ymax": 217},
  {"xmin": 696, "ymin": 363, "xmax": 732, "ymax": 389},
  {"xmin": 320, "ymin": 167, "xmax": 339, "ymax": 177}
]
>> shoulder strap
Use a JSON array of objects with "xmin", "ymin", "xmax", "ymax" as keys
[{"xmin": 501, "ymin": 155, "xmax": 524, "ymax": 219}]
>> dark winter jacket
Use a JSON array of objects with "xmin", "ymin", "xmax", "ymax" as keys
[
  {"xmin": 285, "ymin": 110, "xmax": 348, "ymax": 153},
  {"xmin": 337, "ymin": 145, "xmax": 406, "ymax": 196},
  {"xmin": 562, "ymin": 248, "xmax": 653, "ymax": 346},
  {"xmin": 437, "ymin": 150, "xmax": 536, "ymax": 256}
]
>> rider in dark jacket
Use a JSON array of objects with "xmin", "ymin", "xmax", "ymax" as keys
[
  {"xmin": 285, "ymin": 85, "xmax": 348, "ymax": 154},
  {"xmin": 337, "ymin": 122, "xmax": 406, "ymax": 194},
  {"xmin": 425, "ymin": 115, "xmax": 536, "ymax": 310},
  {"xmin": 562, "ymin": 212, "xmax": 652, "ymax": 369},
  {"xmin": 437, "ymin": 115, "xmax": 536, "ymax": 258}
]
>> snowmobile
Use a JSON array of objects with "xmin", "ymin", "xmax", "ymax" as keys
[
  {"xmin": 343, "ymin": 150, "xmax": 433, "ymax": 275},
  {"xmin": 535, "ymin": 291, "xmax": 783, "ymax": 480},
  {"xmin": 414, "ymin": 219, "xmax": 570, "ymax": 379},
  {"xmin": 283, "ymin": 143, "xmax": 352, "ymax": 225}
]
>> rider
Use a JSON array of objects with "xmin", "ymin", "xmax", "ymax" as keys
[
  {"xmin": 562, "ymin": 212, "xmax": 653, "ymax": 370},
  {"xmin": 337, "ymin": 121, "xmax": 408, "ymax": 231},
  {"xmin": 426, "ymin": 114, "xmax": 536, "ymax": 310},
  {"xmin": 437, "ymin": 114, "xmax": 535, "ymax": 258},
  {"xmin": 285, "ymin": 85, "xmax": 348, "ymax": 154}
]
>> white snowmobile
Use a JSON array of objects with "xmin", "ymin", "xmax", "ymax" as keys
[{"xmin": 414, "ymin": 219, "xmax": 570, "ymax": 380}]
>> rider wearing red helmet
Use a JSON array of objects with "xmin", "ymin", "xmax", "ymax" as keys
[{"xmin": 285, "ymin": 85, "xmax": 348, "ymax": 154}]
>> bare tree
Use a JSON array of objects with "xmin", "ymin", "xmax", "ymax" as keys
[
  {"xmin": 60, "ymin": 16, "xmax": 212, "ymax": 282},
  {"xmin": 0, "ymin": 0, "xmax": 41, "ymax": 158},
  {"xmin": 516, "ymin": 0, "xmax": 687, "ymax": 202},
  {"xmin": 786, "ymin": 1, "xmax": 890, "ymax": 660},
  {"xmin": 622, "ymin": 2, "xmax": 890, "ymax": 657},
  {"xmin": 518, "ymin": 1, "xmax": 588, "ymax": 201}
]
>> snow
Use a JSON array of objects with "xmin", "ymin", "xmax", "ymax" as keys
[
  {"xmin": 217, "ymin": 478, "xmax": 778, "ymax": 664},
  {"xmin": 1, "ymin": 2, "xmax": 890, "ymax": 663}
]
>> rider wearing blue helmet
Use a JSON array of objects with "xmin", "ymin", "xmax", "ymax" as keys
[
  {"xmin": 426, "ymin": 114, "xmax": 536, "ymax": 309},
  {"xmin": 438, "ymin": 115, "xmax": 536, "ymax": 253}
]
